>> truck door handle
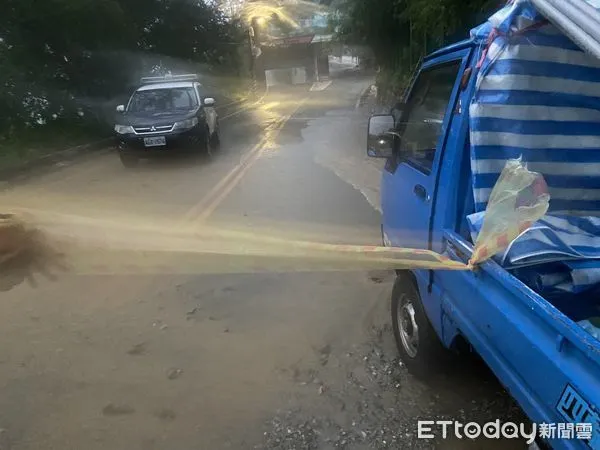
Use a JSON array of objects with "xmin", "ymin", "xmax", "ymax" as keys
[{"xmin": 413, "ymin": 184, "xmax": 429, "ymax": 201}]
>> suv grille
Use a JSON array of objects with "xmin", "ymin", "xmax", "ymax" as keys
[{"xmin": 134, "ymin": 124, "xmax": 174, "ymax": 134}]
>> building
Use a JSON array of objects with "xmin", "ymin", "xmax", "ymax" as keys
[{"xmin": 249, "ymin": 5, "xmax": 333, "ymax": 87}]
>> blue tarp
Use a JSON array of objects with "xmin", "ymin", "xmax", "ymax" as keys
[{"xmin": 468, "ymin": 0, "xmax": 600, "ymax": 297}]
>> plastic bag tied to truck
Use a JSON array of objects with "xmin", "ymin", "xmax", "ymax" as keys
[
  {"xmin": 0, "ymin": 160, "xmax": 549, "ymax": 283},
  {"xmin": 468, "ymin": 158, "xmax": 550, "ymax": 267}
]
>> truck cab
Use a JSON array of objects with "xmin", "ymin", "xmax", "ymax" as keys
[{"xmin": 367, "ymin": 5, "xmax": 600, "ymax": 448}]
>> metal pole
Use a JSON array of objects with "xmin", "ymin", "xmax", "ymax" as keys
[
  {"xmin": 531, "ymin": 0, "xmax": 600, "ymax": 60},
  {"xmin": 552, "ymin": 0, "xmax": 600, "ymax": 31},
  {"xmin": 248, "ymin": 27, "xmax": 257, "ymax": 96},
  {"xmin": 409, "ymin": 19, "xmax": 413, "ymax": 66},
  {"xmin": 314, "ymin": 48, "xmax": 319, "ymax": 82}
]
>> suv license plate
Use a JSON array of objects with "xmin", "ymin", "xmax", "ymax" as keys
[{"xmin": 144, "ymin": 136, "xmax": 166, "ymax": 147}]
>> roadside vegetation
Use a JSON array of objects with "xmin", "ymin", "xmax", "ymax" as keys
[
  {"xmin": 329, "ymin": 0, "xmax": 503, "ymax": 103},
  {"xmin": 1, "ymin": 0, "xmax": 506, "ymax": 168},
  {"xmin": 0, "ymin": 0, "xmax": 248, "ymax": 168}
]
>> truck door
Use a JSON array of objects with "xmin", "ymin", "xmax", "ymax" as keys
[{"xmin": 382, "ymin": 55, "xmax": 466, "ymax": 255}]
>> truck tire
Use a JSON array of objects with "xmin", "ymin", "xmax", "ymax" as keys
[
  {"xmin": 119, "ymin": 152, "xmax": 139, "ymax": 168},
  {"xmin": 391, "ymin": 273, "xmax": 451, "ymax": 376}
]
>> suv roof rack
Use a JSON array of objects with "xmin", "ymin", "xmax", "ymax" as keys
[{"xmin": 139, "ymin": 74, "xmax": 200, "ymax": 85}]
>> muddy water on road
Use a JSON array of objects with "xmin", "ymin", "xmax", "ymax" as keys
[{"xmin": 0, "ymin": 77, "xmax": 526, "ymax": 450}]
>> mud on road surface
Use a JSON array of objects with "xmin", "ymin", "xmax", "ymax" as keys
[
  {"xmin": 259, "ymin": 274, "xmax": 527, "ymax": 450},
  {"xmin": 0, "ymin": 74, "xmax": 527, "ymax": 450}
]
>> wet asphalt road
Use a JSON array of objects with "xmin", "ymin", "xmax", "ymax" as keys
[{"xmin": 0, "ymin": 74, "xmax": 526, "ymax": 450}]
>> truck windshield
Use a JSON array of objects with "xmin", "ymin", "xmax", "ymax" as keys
[{"xmin": 127, "ymin": 87, "xmax": 198, "ymax": 113}]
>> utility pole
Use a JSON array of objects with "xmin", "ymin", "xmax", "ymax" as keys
[
  {"xmin": 248, "ymin": 25, "xmax": 256, "ymax": 92},
  {"xmin": 248, "ymin": 21, "xmax": 263, "ymax": 98},
  {"xmin": 409, "ymin": 18, "xmax": 413, "ymax": 66}
]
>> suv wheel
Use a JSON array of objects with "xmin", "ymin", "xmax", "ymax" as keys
[
  {"xmin": 119, "ymin": 152, "xmax": 139, "ymax": 168},
  {"xmin": 210, "ymin": 123, "xmax": 221, "ymax": 151},
  {"xmin": 201, "ymin": 128, "xmax": 212, "ymax": 157}
]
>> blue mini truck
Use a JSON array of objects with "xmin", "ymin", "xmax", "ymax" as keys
[{"xmin": 366, "ymin": 1, "xmax": 600, "ymax": 449}]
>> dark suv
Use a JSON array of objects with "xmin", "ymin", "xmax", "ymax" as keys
[{"xmin": 114, "ymin": 74, "xmax": 220, "ymax": 167}]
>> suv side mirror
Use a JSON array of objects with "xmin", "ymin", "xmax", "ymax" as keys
[
  {"xmin": 116, "ymin": 104, "xmax": 125, "ymax": 113},
  {"xmin": 203, "ymin": 97, "xmax": 215, "ymax": 106},
  {"xmin": 367, "ymin": 114, "xmax": 395, "ymax": 158}
]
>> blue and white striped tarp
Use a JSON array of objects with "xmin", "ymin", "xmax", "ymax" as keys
[
  {"xmin": 468, "ymin": 213, "xmax": 600, "ymax": 268},
  {"xmin": 470, "ymin": 0, "xmax": 600, "ymax": 215},
  {"xmin": 468, "ymin": 212, "xmax": 600, "ymax": 300},
  {"xmin": 468, "ymin": 0, "xmax": 600, "ymax": 297}
]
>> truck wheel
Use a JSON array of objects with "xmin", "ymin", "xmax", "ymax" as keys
[
  {"xmin": 391, "ymin": 274, "xmax": 450, "ymax": 376},
  {"xmin": 119, "ymin": 152, "xmax": 139, "ymax": 168}
]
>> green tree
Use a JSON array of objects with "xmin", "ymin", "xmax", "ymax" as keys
[
  {"xmin": 332, "ymin": 0, "xmax": 500, "ymax": 100},
  {"xmin": 0, "ymin": 0, "xmax": 245, "ymax": 145}
]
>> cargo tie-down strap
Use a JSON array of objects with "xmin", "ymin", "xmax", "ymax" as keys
[{"xmin": 0, "ymin": 160, "xmax": 549, "ymax": 283}]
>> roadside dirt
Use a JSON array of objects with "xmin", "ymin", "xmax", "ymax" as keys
[
  {"xmin": 259, "ymin": 271, "xmax": 528, "ymax": 450},
  {"xmin": 0, "ymin": 76, "xmax": 528, "ymax": 450}
]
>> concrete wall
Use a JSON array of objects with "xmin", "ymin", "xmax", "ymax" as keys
[
  {"xmin": 265, "ymin": 67, "xmax": 307, "ymax": 87},
  {"xmin": 255, "ymin": 40, "xmax": 331, "ymax": 86},
  {"xmin": 257, "ymin": 44, "xmax": 314, "ymax": 85}
]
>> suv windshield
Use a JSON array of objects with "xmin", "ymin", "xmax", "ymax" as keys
[{"xmin": 128, "ymin": 87, "xmax": 198, "ymax": 113}]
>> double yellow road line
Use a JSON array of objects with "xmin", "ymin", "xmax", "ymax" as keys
[{"xmin": 180, "ymin": 96, "xmax": 308, "ymax": 227}]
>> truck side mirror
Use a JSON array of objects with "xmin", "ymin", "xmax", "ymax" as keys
[
  {"xmin": 203, "ymin": 97, "xmax": 216, "ymax": 106},
  {"xmin": 116, "ymin": 105, "xmax": 125, "ymax": 113},
  {"xmin": 367, "ymin": 114, "xmax": 395, "ymax": 159}
]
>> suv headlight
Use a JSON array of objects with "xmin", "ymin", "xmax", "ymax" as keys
[
  {"xmin": 114, "ymin": 124, "xmax": 134, "ymax": 134},
  {"xmin": 173, "ymin": 117, "xmax": 199, "ymax": 130}
]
